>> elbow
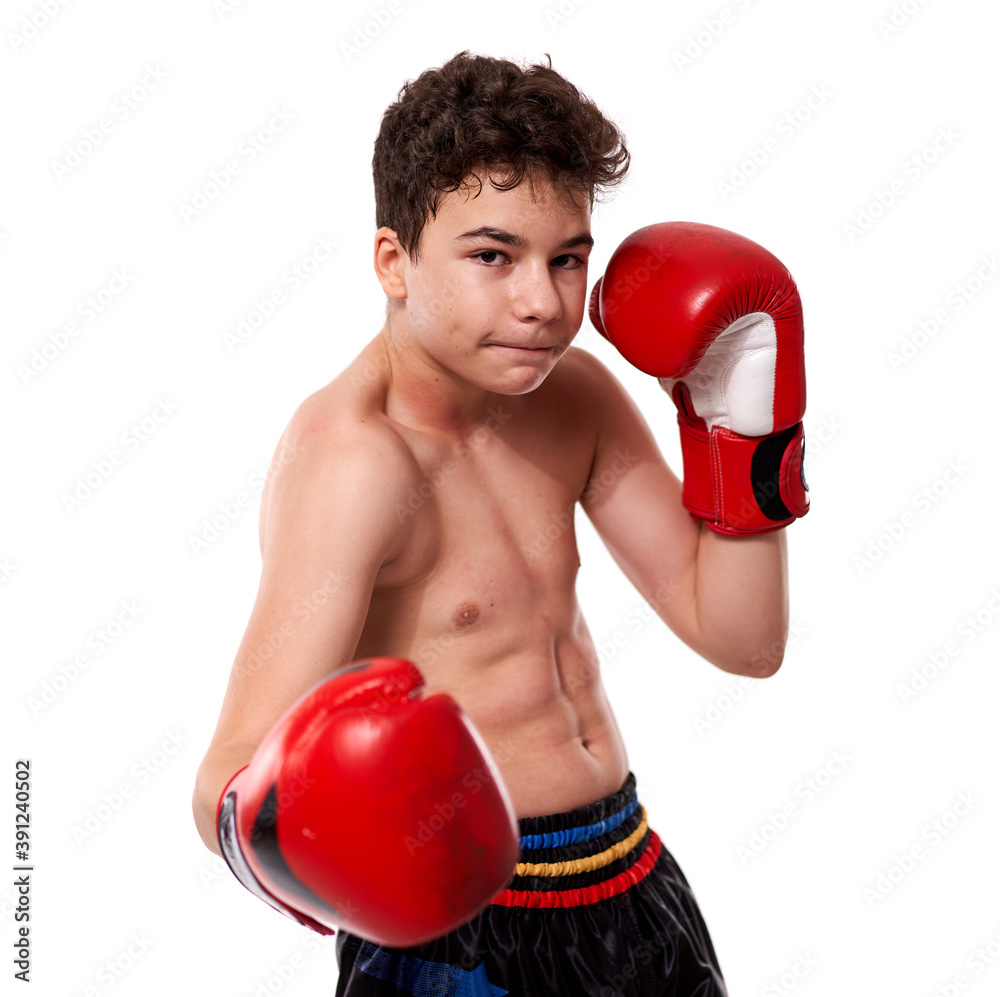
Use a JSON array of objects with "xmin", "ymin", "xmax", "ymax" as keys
[
  {"xmin": 709, "ymin": 632, "xmax": 786, "ymax": 678},
  {"xmin": 746, "ymin": 654, "xmax": 783, "ymax": 679},
  {"xmin": 743, "ymin": 632, "xmax": 787, "ymax": 678},
  {"xmin": 192, "ymin": 763, "xmax": 224, "ymax": 856}
]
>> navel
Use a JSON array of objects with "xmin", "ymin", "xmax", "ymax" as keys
[{"xmin": 452, "ymin": 601, "xmax": 480, "ymax": 629}]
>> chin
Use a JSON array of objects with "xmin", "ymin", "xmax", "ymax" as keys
[{"xmin": 498, "ymin": 369, "xmax": 554, "ymax": 395}]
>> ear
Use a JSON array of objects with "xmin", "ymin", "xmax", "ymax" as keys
[{"xmin": 373, "ymin": 227, "xmax": 409, "ymax": 300}]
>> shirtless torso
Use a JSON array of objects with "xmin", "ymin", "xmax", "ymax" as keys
[{"xmin": 261, "ymin": 333, "xmax": 630, "ymax": 819}]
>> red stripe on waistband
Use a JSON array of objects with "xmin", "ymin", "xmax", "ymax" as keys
[{"xmin": 489, "ymin": 830, "xmax": 662, "ymax": 909}]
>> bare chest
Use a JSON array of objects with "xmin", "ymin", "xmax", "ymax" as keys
[{"xmin": 357, "ymin": 399, "xmax": 596, "ymax": 659}]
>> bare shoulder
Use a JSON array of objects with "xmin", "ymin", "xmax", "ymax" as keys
[
  {"xmin": 282, "ymin": 378, "xmax": 408, "ymax": 461},
  {"xmin": 258, "ymin": 366, "xmax": 421, "ymax": 561}
]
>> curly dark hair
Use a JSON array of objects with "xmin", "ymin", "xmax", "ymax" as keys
[{"xmin": 373, "ymin": 51, "xmax": 630, "ymax": 262}]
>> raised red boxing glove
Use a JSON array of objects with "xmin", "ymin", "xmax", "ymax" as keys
[
  {"xmin": 589, "ymin": 221, "xmax": 808, "ymax": 535},
  {"xmin": 217, "ymin": 657, "xmax": 519, "ymax": 946}
]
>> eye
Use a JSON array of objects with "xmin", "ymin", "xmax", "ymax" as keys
[
  {"xmin": 552, "ymin": 254, "xmax": 585, "ymax": 269},
  {"xmin": 473, "ymin": 250, "xmax": 507, "ymax": 266}
]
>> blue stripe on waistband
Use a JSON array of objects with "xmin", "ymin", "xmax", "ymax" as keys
[{"xmin": 518, "ymin": 794, "xmax": 638, "ymax": 850}]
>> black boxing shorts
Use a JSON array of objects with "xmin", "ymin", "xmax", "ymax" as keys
[{"xmin": 334, "ymin": 771, "xmax": 728, "ymax": 996}]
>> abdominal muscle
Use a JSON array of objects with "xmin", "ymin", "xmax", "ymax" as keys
[
  {"xmin": 356, "ymin": 578, "xmax": 631, "ymax": 820},
  {"xmin": 458, "ymin": 652, "xmax": 631, "ymax": 820}
]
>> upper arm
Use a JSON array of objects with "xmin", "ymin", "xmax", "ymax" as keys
[
  {"xmin": 574, "ymin": 349, "xmax": 702, "ymax": 644},
  {"xmin": 206, "ymin": 412, "xmax": 414, "ymax": 754}
]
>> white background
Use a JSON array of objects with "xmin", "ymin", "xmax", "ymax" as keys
[{"xmin": 4, "ymin": 0, "xmax": 999, "ymax": 994}]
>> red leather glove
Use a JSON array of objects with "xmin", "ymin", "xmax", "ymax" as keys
[
  {"xmin": 589, "ymin": 221, "xmax": 808, "ymax": 535},
  {"xmin": 217, "ymin": 657, "xmax": 519, "ymax": 946}
]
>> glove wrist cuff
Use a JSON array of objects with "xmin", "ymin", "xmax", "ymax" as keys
[{"xmin": 677, "ymin": 416, "xmax": 809, "ymax": 535}]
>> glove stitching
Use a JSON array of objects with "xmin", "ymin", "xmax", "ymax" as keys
[{"xmin": 710, "ymin": 429, "xmax": 724, "ymax": 525}]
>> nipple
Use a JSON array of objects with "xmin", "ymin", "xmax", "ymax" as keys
[{"xmin": 452, "ymin": 601, "xmax": 480, "ymax": 629}]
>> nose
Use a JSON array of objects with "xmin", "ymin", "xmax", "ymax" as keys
[{"xmin": 511, "ymin": 261, "xmax": 563, "ymax": 324}]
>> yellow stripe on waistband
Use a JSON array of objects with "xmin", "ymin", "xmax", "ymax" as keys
[{"xmin": 514, "ymin": 806, "xmax": 648, "ymax": 878}]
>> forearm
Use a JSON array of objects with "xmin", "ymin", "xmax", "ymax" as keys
[{"xmin": 690, "ymin": 523, "xmax": 789, "ymax": 676}]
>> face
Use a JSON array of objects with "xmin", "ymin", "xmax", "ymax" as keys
[{"xmin": 387, "ymin": 173, "xmax": 593, "ymax": 395}]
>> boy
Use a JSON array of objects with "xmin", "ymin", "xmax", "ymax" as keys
[{"xmin": 194, "ymin": 51, "xmax": 799, "ymax": 994}]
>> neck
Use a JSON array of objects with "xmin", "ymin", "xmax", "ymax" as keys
[{"xmin": 374, "ymin": 313, "xmax": 510, "ymax": 436}]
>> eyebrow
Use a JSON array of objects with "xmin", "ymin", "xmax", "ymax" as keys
[{"xmin": 455, "ymin": 226, "xmax": 594, "ymax": 251}]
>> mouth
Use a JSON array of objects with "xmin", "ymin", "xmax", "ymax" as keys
[{"xmin": 488, "ymin": 343, "xmax": 557, "ymax": 355}]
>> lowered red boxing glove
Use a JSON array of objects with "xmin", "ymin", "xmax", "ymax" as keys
[
  {"xmin": 589, "ymin": 221, "xmax": 808, "ymax": 535},
  {"xmin": 217, "ymin": 657, "xmax": 519, "ymax": 946}
]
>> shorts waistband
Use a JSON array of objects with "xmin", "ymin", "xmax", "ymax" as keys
[{"xmin": 491, "ymin": 771, "xmax": 662, "ymax": 909}]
